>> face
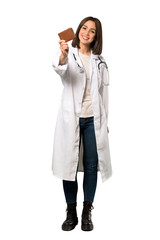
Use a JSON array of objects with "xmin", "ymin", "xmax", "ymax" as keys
[{"xmin": 78, "ymin": 20, "xmax": 96, "ymax": 46}]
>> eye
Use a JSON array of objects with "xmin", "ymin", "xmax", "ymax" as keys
[
  {"xmin": 91, "ymin": 30, "xmax": 95, "ymax": 34},
  {"xmin": 82, "ymin": 27, "xmax": 86, "ymax": 30}
]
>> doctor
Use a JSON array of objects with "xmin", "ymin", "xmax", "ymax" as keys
[{"xmin": 52, "ymin": 16, "xmax": 112, "ymax": 231}]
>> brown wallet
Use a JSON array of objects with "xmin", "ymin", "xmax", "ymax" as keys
[{"xmin": 58, "ymin": 28, "xmax": 75, "ymax": 42}]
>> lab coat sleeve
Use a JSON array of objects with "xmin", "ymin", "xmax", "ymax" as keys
[
  {"xmin": 52, "ymin": 50, "xmax": 68, "ymax": 77},
  {"xmin": 99, "ymin": 66, "xmax": 110, "ymax": 124}
]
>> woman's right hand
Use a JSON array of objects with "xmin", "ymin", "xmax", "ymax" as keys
[{"xmin": 59, "ymin": 40, "xmax": 69, "ymax": 58}]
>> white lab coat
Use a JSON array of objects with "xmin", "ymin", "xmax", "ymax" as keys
[{"xmin": 51, "ymin": 45, "xmax": 112, "ymax": 182}]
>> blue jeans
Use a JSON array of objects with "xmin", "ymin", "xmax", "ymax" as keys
[{"xmin": 63, "ymin": 116, "xmax": 98, "ymax": 204}]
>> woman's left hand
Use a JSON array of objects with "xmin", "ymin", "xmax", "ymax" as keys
[{"xmin": 107, "ymin": 126, "xmax": 109, "ymax": 133}]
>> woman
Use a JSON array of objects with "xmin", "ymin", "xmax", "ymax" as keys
[{"xmin": 52, "ymin": 16, "xmax": 112, "ymax": 231}]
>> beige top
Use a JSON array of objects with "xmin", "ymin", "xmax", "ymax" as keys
[{"xmin": 79, "ymin": 52, "xmax": 94, "ymax": 118}]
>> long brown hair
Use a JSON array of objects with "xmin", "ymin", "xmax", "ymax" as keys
[{"xmin": 72, "ymin": 16, "xmax": 103, "ymax": 55}]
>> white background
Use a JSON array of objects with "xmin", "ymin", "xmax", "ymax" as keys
[{"xmin": 0, "ymin": 0, "xmax": 160, "ymax": 239}]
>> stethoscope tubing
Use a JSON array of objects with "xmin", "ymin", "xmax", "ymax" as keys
[
  {"xmin": 73, "ymin": 53, "xmax": 108, "ymax": 71},
  {"xmin": 98, "ymin": 56, "xmax": 108, "ymax": 70}
]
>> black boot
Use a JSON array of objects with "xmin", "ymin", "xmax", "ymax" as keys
[
  {"xmin": 81, "ymin": 201, "xmax": 94, "ymax": 231},
  {"xmin": 62, "ymin": 203, "xmax": 78, "ymax": 231}
]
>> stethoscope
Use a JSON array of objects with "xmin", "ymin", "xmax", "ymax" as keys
[
  {"xmin": 73, "ymin": 53, "xmax": 108, "ymax": 72},
  {"xmin": 73, "ymin": 53, "xmax": 82, "ymax": 69},
  {"xmin": 97, "ymin": 56, "xmax": 108, "ymax": 70}
]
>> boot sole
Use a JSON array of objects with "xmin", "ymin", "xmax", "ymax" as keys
[{"xmin": 81, "ymin": 224, "xmax": 93, "ymax": 231}]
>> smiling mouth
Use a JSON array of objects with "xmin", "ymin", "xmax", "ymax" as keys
[{"xmin": 82, "ymin": 35, "xmax": 89, "ymax": 40}]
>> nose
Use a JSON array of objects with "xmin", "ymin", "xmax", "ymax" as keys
[{"xmin": 85, "ymin": 29, "xmax": 90, "ymax": 36}]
